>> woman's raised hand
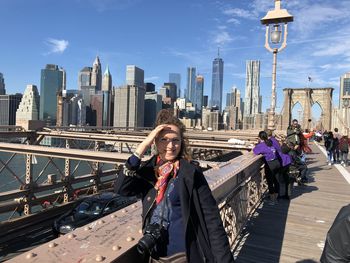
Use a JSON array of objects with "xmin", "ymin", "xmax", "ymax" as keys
[{"xmin": 135, "ymin": 124, "xmax": 168, "ymax": 157}]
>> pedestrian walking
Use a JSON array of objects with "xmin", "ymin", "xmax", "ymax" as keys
[
  {"xmin": 339, "ymin": 135, "xmax": 350, "ymax": 167},
  {"xmin": 325, "ymin": 132, "xmax": 335, "ymax": 165}
]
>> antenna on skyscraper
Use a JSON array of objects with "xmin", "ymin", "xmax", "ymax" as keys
[{"xmin": 217, "ymin": 47, "xmax": 220, "ymax": 58}]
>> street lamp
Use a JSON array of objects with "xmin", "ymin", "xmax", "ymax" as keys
[
  {"xmin": 343, "ymin": 99, "xmax": 349, "ymax": 135},
  {"xmin": 261, "ymin": 0, "xmax": 293, "ymax": 130}
]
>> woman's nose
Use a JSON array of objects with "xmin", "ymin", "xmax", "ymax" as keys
[{"xmin": 167, "ymin": 141, "xmax": 175, "ymax": 147}]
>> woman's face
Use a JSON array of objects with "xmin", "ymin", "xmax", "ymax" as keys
[{"xmin": 155, "ymin": 125, "xmax": 182, "ymax": 161}]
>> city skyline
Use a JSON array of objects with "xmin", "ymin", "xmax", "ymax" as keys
[{"xmin": 1, "ymin": 0, "xmax": 350, "ymax": 113}]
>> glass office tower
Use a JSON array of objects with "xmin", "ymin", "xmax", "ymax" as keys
[
  {"xmin": 39, "ymin": 64, "xmax": 65, "ymax": 125},
  {"xmin": 211, "ymin": 56, "xmax": 224, "ymax": 111}
]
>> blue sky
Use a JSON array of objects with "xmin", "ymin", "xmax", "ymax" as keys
[{"xmin": 1, "ymin": 0, "xmax": 350, "ymax": 118}]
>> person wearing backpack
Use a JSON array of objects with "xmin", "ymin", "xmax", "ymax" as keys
[{"xmin": 339, "ymin": 135, "xmax": 350, "ymax": 167}]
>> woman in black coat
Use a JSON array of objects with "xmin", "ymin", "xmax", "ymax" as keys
[
  {"xmin": 325, "ymin": 131, "xmax": 335, "ymax": 165},
  {"xmin": 114, "ymin": 110, "xmax": 234, "ymax": 263}
]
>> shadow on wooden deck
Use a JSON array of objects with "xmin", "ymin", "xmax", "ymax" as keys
[{"xmin": 233, "ymin": 154, "xmax": 321, "ymax": 263}]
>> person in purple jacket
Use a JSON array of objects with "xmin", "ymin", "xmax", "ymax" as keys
[
  {"xmin": 253, "ymin": 131, "xmax": 281, "ymax": 204},
  {"xmin": 279, "ymin": 143, "xmax": 293, "ymax": 199},
  {"xmin": 267, "ymin": 130, "xmax": 292, "ymax": 199}
]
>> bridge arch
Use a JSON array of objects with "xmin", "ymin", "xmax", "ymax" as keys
[
  {"xmin": 282, "ymin": 88, "xmax": 333, "ymax": 131},
  {"xmin": 291, "ymin": 102, "xmax": 303, "ymax": 126}
]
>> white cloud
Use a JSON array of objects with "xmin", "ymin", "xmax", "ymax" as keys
[
  {"xmin": 223, "ymin": 8, "xmax": 255, "ymax": 19},
  {"xmin": 320, "ymin": 63, "xmax": 350, "ymax": 71},
  {"xmin": 217, "ymin": 25, "xmax": 227, "ymax": 30},
  {"xmin": 275, "ymin": 56, "xmax": 340, "ymax": 88},
  {"xmin": 292, "ymin": 4, "xmax": 350, "ymax": 37},
  {"xmin": 320, "ymin": 64, "xmax": 332, "ymax": 70},
  {"xmin": 231, "ymin": 72, "xmax": 245, "ymax": 79},
  {"xmin": 225, "ymin": 62, "xmax": 238, "ymax": 69},
  {"xmin": 213, "ymin": 31, "xmax": 233, "ymax": 46},
  {"xmin": 227, "ymin": 18, "xmax": 240, "ymax": 24},
  {"xmin": 162, "ymin": 48, "xmax": 209, "ymax": 67},
  {"xmin": 144, "ymin": 76, "xmax": 159, "ymax": 82},
  {"xmin": 250, "ymin": 0, "xmax": 274, "ymax": 15},
  {"xmin": 79, "ymin": 0, "xmax": 142, "ymax": 12},
  {"xmin": 312, "ymin": 38, "xmax": 350, "ymax": 57},
  {"xmin": 44, "ymin": 38, "xmax": 69, "ymax": 54}
]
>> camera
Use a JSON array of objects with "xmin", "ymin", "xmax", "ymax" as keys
[{"xmin": 137, "ymin": 223, "xmax": 166, "ymax": 256}]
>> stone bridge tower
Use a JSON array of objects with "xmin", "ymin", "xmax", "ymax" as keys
[{"xmin": 281, "ymin": 88, "xmax": 333, "ymax": 131}]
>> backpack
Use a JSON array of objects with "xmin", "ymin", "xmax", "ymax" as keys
[{"xmin": 281, "ymin": 143, "xmax": 290, "ymax": 154}]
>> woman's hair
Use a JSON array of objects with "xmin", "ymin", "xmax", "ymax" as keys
[
  {"xmin": 155, "ymin": 109, "xmax": 190, "ymax": 160},
  {"xmin": 258, "ymin": 131, "xmax": 273, "ymax": 147},
  {"xmin": 266, "ymin": 129, "xmax": 273, "ymax": 137}
]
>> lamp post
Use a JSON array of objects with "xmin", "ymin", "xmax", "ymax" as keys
[
  {"xmin": 261, "ymin": 0, "xmax": 293, "ymax": 130},
  {"xmin": 343, "ymin": 99, "xmax": 349, "ymax": 135}
]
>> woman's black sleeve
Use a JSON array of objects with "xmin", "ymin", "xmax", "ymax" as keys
[
  {"xmin": 194, "ymin": 169, "xmax": 235, "ymax": 263},
  {"xmin": 114, "ymin": 161, "xmax": 147, "ymax": 197}
]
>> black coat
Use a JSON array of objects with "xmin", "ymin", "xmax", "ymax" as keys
[
  {"xmin": 114, "ymin": 156, "xmax": 234, "ymax": 263},
  {"xmin": 325, "ymin": 137, "xmax": 335, "ymax": 151}
]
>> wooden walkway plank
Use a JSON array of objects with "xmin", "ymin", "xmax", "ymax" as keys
[{"xmin": 234, "ymin": 143, "xmax": 350, "ymax": 263}]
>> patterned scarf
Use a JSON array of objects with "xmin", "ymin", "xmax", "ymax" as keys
[{"xmin": 155, "ymin": 156, "xmax": 180, "ymax": 204}]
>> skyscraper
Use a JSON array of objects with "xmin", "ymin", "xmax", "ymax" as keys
[
  {"xmin": 91, "ymin": 56, "xmax": 102, "ymax": 91},
  {"xmin": 102, "ymin": 66, "xmax": 112, "ymax": 92},
  {"xmin": 78, "ymin": 67, "xmax": 93, "ymax": 89},
  {"xmin": 236, "ymin": 89, "xmax": 243, "ymax": 122},
  {"xmin": 102, "ymin": 66, "xmax": 112, "ymax": 126},
  {"xmin": 169, "ymin": 73, "xmax": 181, "ymax": 98},
  {"xmin": 225, "ymin": 87, "xmax": 243, "ymax": 129},
  {"xmin": 162, "ymin": 83, "xmax": 177, "ymax": 103},
  {"xmin": 69, "ymin": 94, "xmax": 86, "ymax": 126},
  {"xmin": 144, "ymin": 92, "xmax": 162, "ymax": 127},
  {"xmin": 145, "ymin": 83, "xmax": 155, "ymax": 92},
  {"xmin": 56, "ymin": 91, "xmax": 66, "ymax": 127},
  {"xmin": 126, "ymin": 65, "xmax": 144, "ymax": 87},
  {"xmin": 91, "ymin": 94, "xmax": 103, "ymax": 126},
  {"xmin": 203, "ymin": 95, "xmax": 208, "ymax": 108},
  {"xmin": 159, "ymin": 87, "xmax": 169, "ymax": 99},
  {"xmin": 78, "ymin": 56, "xmax": 102, "ymax": 92},
  {"xmin": 195, "ymin": 75, "xmax": 204, "ymax": 112},
  {"xmin": 114, "ymin": 85, "xmax": 145, "ymax": 128},
  {"xmin": 0, "ymin": 94, "xmax": 22, "ymax": 125},
  {"xmin": 340, "ymin": 72, "xmax": 350, "ymax": 108},
  {"xmin": 16, "ymin": 85, "xmax": 40, "ymax": 123},
  {"xmin": 39, "ymin": 64, "xmax": 65, "ymax": 125},
  {"xmin": 244, "ymin": 60, "xmax": 260, "ymax": 116},
  {"xmin": 211, "ymin": 53, "xmax": 224, "ymax": 111},
  {"xmin": 114, "ymin": 65, "xmax": 145, "ymax": 128},
  {"xmin": 0, "ymin": 73, "xmax": 5, "ymax": 95},
  {"xmin": 186, "ymin": 67, "xmax": 196, "ymax": 102}
]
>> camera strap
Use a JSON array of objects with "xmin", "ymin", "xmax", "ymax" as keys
[{"xmin": 156, "ymin": 177, "xmax": 175, "ymax": 229}]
